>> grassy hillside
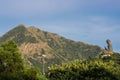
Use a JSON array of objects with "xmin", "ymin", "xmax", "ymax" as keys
[{"xmin": 0, "ymin": 24, "xmax": 102, "ymax": 71}]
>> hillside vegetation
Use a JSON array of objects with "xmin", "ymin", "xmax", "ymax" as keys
[
  {"xmin": 0, "ymin": 40, "xmax": 120, "ymax": 80},
  {"xmin": 0, "ymin": 24, "xmax": 102, "ymax": 70},
  {"xmin": 47, "ymin": 54, "xmax": 120, "ymax": 80}
]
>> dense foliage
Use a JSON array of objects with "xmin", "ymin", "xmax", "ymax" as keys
[
  {"xmin": 47, "ymin": 58, "xmax": 120, "ymax": 80},
  {"xmin": 0, "ymin": 40, "xmax": 47, "ymax": 80},
  {"xmin": 0, "ymin": 40, "xmax": 24, "ymax": 73}
]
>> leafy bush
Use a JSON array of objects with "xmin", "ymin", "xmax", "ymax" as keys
[{"xmin": 47, "ymin": 59, "xmax": 120, "ymax": 80}]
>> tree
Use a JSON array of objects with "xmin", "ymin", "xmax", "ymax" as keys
[
  {"xmin": 0, "ymin": 40, "xmax": 24, "ymax": 73},
  {"xmin": 0, "ymin": 40, "xmax": 48, "ymax": 80}
]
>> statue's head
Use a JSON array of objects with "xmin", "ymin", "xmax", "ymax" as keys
[{"xmin": 106, "ymin": 39, "xmax": 111, "ymax": 44}]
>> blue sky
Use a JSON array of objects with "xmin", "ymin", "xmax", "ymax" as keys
[{"xmin": 0, "ymin": 0, "xmax": 120, "ymax": 52}]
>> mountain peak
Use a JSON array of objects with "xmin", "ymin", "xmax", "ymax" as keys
[
  {"xmin": 16, "ymin": 24, "xmax": 26, "ymax": 29},
  {"xmin": 12, "ymin": 24, "xmax": 27, "ymax": 33},
  {"xmin": 0, "ymin": 24, "xmax": 27, "ymax": 43}
]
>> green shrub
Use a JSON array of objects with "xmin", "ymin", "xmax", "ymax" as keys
[{"xmin": 47, "ymin": 59, "xmax": 120, "ymax": 80}]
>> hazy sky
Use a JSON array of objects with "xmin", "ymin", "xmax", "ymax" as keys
[{"xmin": 0, "ymin": 0, "xmax": 120, "ymax": 52}]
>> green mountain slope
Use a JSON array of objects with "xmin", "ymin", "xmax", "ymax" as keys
[{"xmin": 0, "ymin": 24, "xmax": 102, "ymax": 71}]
